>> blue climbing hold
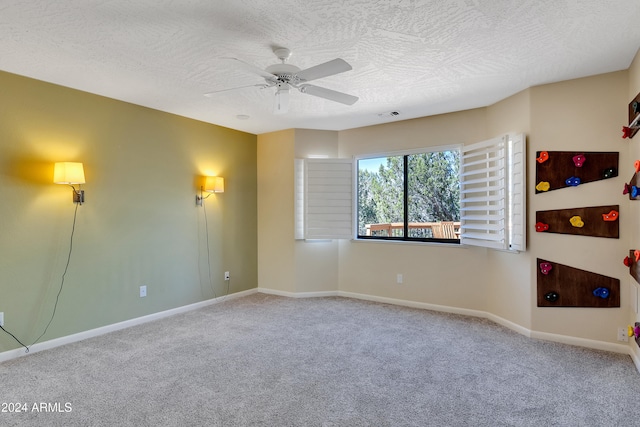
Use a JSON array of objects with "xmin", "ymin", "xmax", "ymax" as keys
[{"xmin": 565, "ymin": 176, "xmax": 581, "ymax": 187}]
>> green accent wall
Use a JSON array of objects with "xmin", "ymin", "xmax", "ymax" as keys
[{"xmin": 0, "ymin": 71, "xmax": 257, "ymax": 350}]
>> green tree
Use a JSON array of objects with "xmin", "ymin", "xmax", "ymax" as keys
[
  {"xmin": 375, "ymin": 156, "xmax": 404, "ymax": 224},
  {"xmin": 357, "ymin": 169, "xmax": 378, "ymax": 235},
  {"xmin": 357, "ymin": 150, "xmax": 460, "ymax": 238},
  {"xmin": 407, "ymin": 151, "xmax": 460, "ymax": 223}
]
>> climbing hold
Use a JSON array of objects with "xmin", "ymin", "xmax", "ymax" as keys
[
  {"xmin": 633, "ymin": 186, "xmax": 640, "ymax": 198},
  {"xmin": 602, "ymin": 210, "xmax": 619, "ymax": 221},
  {"xmin": 623, "ymin": 183, "xmax": 631, "ymax": 195},
  {"xmin": 635, "ymin": 250, "xmax": 640, "ymax": 262},
  {"xmin": 629, "ymin": 325, "xmax": 635, "ymax": 338},
  {"xmin": 623, "ymin": 126, "xmax": 633, "ymax": 138},
  {"xmin": 635, "ymin": 160, "xmax": 640, "ymax": 173},
  {"xmin": 572, "ymin": 154, "xmax": 586, "ymax": 167},
  {"xmin": 544, "ymin": 291, "xmax": 559, "ymax": 302},
  {"xmin": 628, "ymin": 325, "xmax": 640, "ymax": 338},
  {"xmin": 602, "ymin": 167, "xmax": 617, "ymax": 178},
  {"xmin": 565, "ymin": 176, "xmax": 581, "ymax": 186},
  {"xmin": 569, "ymin": 216, "xmax": 584, "ymax": 228},
  {"xmin": 624, "ymin": 256, "xmax": 632, "ymax": 267},
  {"xmin": 593, "ymin": 287, "xmax": 610, "ymax": 299},
  {"xmin": 539, "ymin": 262, "xmax": 553, "ymax": 275},
  {"xmin": 535, "ymin": 222, "xmax": 549, "ymax": 232},
  {"xmin": 536, "ymin": 151, "xmax": 549, "ymax": 163},
  {"xmin": 536, "ymin": 181, "xmax": 550, "ymax": 192}
]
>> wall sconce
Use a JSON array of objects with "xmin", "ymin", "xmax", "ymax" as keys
[
  {"xmin": 196, "ymin": 176, "xmax": 224, "ymax": 206},
  {"xmin": 54, "ymin": 162, "xmax": 86, "ymax": 204}
]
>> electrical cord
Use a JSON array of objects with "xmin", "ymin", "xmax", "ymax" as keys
[
  {"xmin": 31, "ymin": 202, "xmax": 79, "ymax": 346},
  {"xmin": 0, "ymin": 325, "xmax": 28, "ymax": 352},
  {"xmin": 202, "ymin": 198, "xmax": 230, "ymax": 300},
  {"xmin": 202, "ymin": 199, "xmax": 217, "ymax": 299},
  {"xmin": 0, "ymin": 202, "xmax": 80, "ymax": 353}
]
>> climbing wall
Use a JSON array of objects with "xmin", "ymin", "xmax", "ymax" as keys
[
  {"xmin": 535, "ymin": 205, "xmax": 619, "ymax": 238},
  {"xmin": 535, "ymin": 151, "xmax": 618, "ymax": 193},
  {"xmin": 536, "ymin": 258, "xmax": 620, "ymax": 308}
]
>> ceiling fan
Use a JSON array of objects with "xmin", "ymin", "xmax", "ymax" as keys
[{"xmin": 205, "ymin": 47, "xmax": 359, "ymax": 114}]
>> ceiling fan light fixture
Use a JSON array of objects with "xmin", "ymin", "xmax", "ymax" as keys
[
  {"xmin": 214, "ymin": 48, "xmax": 357, "ymax": 114},
  {"xmin": 274, "ymin": 86, "xmax": 290, "ymax": 114}
]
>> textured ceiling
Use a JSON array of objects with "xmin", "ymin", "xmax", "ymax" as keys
[{"xmin": 1, "ymin": 1, "xmax": 639, "ymax": 135}]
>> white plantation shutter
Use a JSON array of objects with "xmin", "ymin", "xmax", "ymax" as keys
[
  {"xmin": 507, "ymin": 133, "xmax": 526, "ymax": 251},
  {"xmin": 294, "ymin": 159, "xmax": 305, "ymax": 240},
  {"xmin": 460, "ymin": 133, "xmax": 526, "ymax": 252},
  {"xmin": 294, "ymin": 158, "xmax": 353, "ymax": 240}
]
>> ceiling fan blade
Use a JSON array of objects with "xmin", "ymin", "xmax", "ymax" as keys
[
  {"xmin": 204, "ymin": 83, "xmax": 270, "ymax": 97},
  {"xmin": 298, "ymin": 84, "xmax": 359, "ymax": 105},
  {"xmin": 222, "ymin": 57, "xmax": 278, "ymax": 82},
  {"xmin": 295, "ymin": 58, "xmax": 352, "ymax": 83}
]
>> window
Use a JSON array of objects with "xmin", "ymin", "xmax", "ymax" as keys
[
  {"xmin": 295, "ymin": 133, "xmax": 525, "ymax": 251},
  {"xmin": 357, "ymin": 147, "xmax": 461, "ymax": 243}
]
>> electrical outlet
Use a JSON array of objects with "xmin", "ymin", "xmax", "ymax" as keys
[
  {"xmin": 0, "ymin": 312, "xmax": 4, "ymax": 327},
  {"xmin": 140, "ymin": 285, "xmax": 147, "ymax": 298},
  {"xmin": 224, "ymin": 271, "xmax": 230, "ymax": 281},
  {"xmin": 396, "ymin": 274, "xmax": 403, "ymax": 284},
  {"xmin": 618, "ymin": 327, "xmax": 629, "ymax": 342}
]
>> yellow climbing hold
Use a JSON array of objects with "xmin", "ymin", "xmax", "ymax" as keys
[
  {"xmin": 536, "ymin": 181, "xmax": 550, "ymax": 192},
  {"xmin": 569, "ymin": 216, "xmax": 584, "ymax": 228}
]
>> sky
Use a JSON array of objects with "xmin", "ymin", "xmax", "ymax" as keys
[{"xmin": 358, "ymin": 157, "xmax": 387, "ymax": 173}]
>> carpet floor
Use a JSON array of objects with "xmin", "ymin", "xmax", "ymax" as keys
[{"xmin": 2, "ymin": 293, "xmax": 640, "ymax": 426}]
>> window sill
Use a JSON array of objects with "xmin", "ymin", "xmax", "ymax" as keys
[{"xmin": 351, "ymin": 238, "xmax": 468, "ymax": 248}]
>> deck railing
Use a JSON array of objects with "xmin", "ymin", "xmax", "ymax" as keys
[{"xmin": 364, "ymin": 222, "xmax": 461, "ymax": 239}]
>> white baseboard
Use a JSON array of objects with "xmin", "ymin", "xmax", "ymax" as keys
[
  {"xmin": 257, "ymin": 288, "xmax": 339, "ymax": 299},
  {"xmin": 630, "ymin": 340, "xmax": 640, "ymax": 372},
  {"xmin": 3, "ymin": 286, "xmax": 634, "ymax": 369},
  {"xmin": 337, "ymin": 290, "xmax": 487, "ymax": 318},
  {"xmin": 0, "ymin": 288, "xmax": 257, "ymax": 364},
  {"xmin": 260, "ymin": 288, "xmax": 633, "ymax": 358},
  {"xmin": 529, "ymin": 330, "xmax": 630, "ymax": 354},
  {"xmin": 484, "ymin": 312, "xmax": 533, "ymax": 338}
]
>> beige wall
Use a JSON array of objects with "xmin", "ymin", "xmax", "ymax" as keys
[
  {"xmin": 528, "ymin": 72, "xmax": 629, "ymax": 341},
  {"xmin": 293, "ymin": 130, "xmax": 341, "ymax": 293},
  {"xmin": 0, "ymin": 71, "xmax": 257, "ymax": 351},
  {"xmin": 257, "ymin": 129, "xmax": 296, "ymax": 293},
  {"xmin": 338, "ymin": 110, "xmax": 492, "ymax": 311},
  {"xmin": 336, "ymin": 71, "xmax": 632, "ymax": 343},
  {"xmin": 257, "ymin": 68, "xmax": 637, "ymax": 347},
  {"xmin": 257, "ymin": 129, "xmax": 342, "ymax": 294},
  {"xmin": 628, "ymin": 49, "xmax": 640, "ymax": 329},
  {"xmin": 485, "ymin": 89, "xmax": 532, "ymax": 328}
]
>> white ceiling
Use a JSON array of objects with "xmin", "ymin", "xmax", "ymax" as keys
[{"xmin": 1, "ymin": 1, "xmax": 639, "ymax": 135}]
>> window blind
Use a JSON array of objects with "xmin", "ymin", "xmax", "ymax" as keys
[
  {"xmin": 460, "ymin": 133, "xmax": 526, "ymax": 252},
  {"xmin": 295, "ymin": 158, "xmax": 353, "ymax": 240}
]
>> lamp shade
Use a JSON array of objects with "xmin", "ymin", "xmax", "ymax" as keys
[
  {"xmin": 53, "ymin": 162, "xmax": 85, "ymax": 184},
  {"xmin": 204, "ymin": 176, "xmax": 224, "ymax": 193}
]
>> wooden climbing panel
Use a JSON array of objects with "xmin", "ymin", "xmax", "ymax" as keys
[
  {"xmin": 536, "ymin": 258, "xmax": 620, "ymax": 308},
  {"xmin": 535, "ymin": 205, "xmax": 619, "ymax": 238},
  {"xmin": 535, "ymin": 151, "xmax": 618, "ymax": 193}
]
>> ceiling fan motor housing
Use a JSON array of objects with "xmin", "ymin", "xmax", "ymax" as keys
[{"xmin": 265, "ymin": 63, "xmax": 301, "ymax": 84}]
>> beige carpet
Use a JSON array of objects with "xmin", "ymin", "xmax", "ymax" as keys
[{"xmin": 2, "ymin": 293, "xmax": 640, "ymax": 426}]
